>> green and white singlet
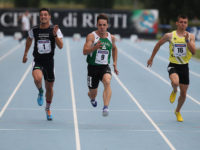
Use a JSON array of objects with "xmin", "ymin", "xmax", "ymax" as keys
[{"xmin": 87, "ymin": 31, "xmax": 112, "ymax": 65}]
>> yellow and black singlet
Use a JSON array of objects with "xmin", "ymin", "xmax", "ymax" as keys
[{"xmin": 169, "ymin": 31, "xmax": 192, "ymax": 64}]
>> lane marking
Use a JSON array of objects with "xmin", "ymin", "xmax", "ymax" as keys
[
  {"xmin": 66, "ymin": 39, "xmax": 81, "ymax": 150},
  {"xmin": 126, "ymin": 41, "xmax": 200, "ymax": 78},
  {"xmin": 0, "ymin": 41, "xmax": 24, "ymax": 62},
  {"xmin": 119, "ymin": 48, "xmax": 200, "ymax": 105},
  {"xmin": 0, "ymin": 64, "xmax": 32, "ymax": 118},
  {"xmin": 0, "ymin": 128, "xmax": 199, "ymax": 133},
  {"xmin": 113, "ymin": 73, "xmax": 176, "ymax": 150},
  {"xmin": 0, "ymin": 129, "xmax": 61, "ymax": 131},
  {"xmin": 7, "ymin": 108, "xmax": 200, "ymax": 112}
]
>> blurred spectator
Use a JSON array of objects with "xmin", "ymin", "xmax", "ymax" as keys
[{"xmin": 19, "ymin": 10, "xmax": 31, "ymax": 42}]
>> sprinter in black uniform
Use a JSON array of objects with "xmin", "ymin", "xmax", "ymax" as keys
[{"xmin": 22, "ymin": 8, "xmax": 63, "ymax": 121}]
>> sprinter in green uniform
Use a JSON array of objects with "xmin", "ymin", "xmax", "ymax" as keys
[
  {"xmin": 147, "ymin": 15, "xmax": 196, "ymax": 122},
  {"xmin": 83, "ymin": 14, "xmax": 119, "ymax": 116}
]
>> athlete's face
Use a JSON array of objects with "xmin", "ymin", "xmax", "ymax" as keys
[
  {"xmin": 97, "ymin": 19, "xmax": 108, "ymax": 34},
  {"xmin": 176, "ymin": 18, "xmax": 188, "ymax": 30},
  {"xmin": 40, "ymin": 11, "xmax": 51, "ymax": 24}
]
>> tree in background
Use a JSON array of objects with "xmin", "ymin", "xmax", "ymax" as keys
[
  {"xmin": 14, "ymin": 0, "xmax": 41, "ymax": 7},
  {"xmin": 46, "ymin": 0, "xmax": 58, "ymax": 4},
  {"xmin": 84, "ymin": 0, "xmax": 115, "ymax": 9},
  {"xmin": 142, "ymin": 0, "xmax": 200, "ymax": 24}
]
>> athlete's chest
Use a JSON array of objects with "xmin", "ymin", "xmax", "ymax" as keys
[
  {"xmin": 34, "ymin": 28, "xmax": 54, "ymax": 40},
  {"xmin": 96, "ymin": 39, "xmax": 112, "ymax": 50}
]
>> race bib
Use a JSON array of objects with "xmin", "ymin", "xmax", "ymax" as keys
[
  {"xmin": 37, "ymin": 40, "xmax": 51, "ymax": 54},
  {"xmin": 173, "ymin": 43, "xmax": 186, "ymax": 57},
  {"xmin": 95, "ymin": 50, "xmax": 109, "ymax": 64}
]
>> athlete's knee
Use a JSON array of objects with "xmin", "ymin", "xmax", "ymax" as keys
[
  {"xmin": 33, "ymin": 73, "xmax": 42, "ymax": 83},
  {"xmin": 172, "ymin": 80, "xmax": 179, "ymax": 87},
  {"xmin": 34, "ymin": 77, "xmax": 42, "ymax": 84},
  {"xmin": 103, "ymin": 76, "xmax": 111, "ymax": 87}
]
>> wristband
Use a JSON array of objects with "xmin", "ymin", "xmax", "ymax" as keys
[{"xmin": 186, "ymin": 39, "xmax": 189, "ymax": 43}]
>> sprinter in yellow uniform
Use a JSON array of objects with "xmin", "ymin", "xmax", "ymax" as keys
[{"xmin": 147, "ymin": 15, "xmax": 196, "ymax": 122}]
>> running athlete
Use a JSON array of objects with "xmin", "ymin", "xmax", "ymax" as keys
[
  {"xmin": 147, "ymin": 15, "xmax": 196, "ymax": 122},
  {"xmin": 83, "ymin": 13, "xmax": 119, "ymax": 117},
  {"xmin": 22, "ymin": 8, "xmax": 63, "ymax": 121}
]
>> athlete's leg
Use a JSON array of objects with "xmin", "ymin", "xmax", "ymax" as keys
[
  {"xmin": 45, "ymin": 81, "xmax": 54, "ymax": 121},
  {"xmin": 88, "ymin": 88, "xmax": 98, "ymax": 100},
  {"xmin": 169, "ymin": 73, "xmax": 179, "ymax": 103},
  {"xmin": 45, "ymin": 81, "xmax": 54, "ymax": 108},
  {"xmin": 176, "ymin": 84, "xmax": 188, "ymax": 112},
  {"xmin": 87, "ymin": 67, "xmax": 99, "ymax": 107},
  {"xmin": 169, "ymin": 73, "xmax": 179, "ymax": 92},
  {"xmin": 88, "ymin": 88, "xmax": 98, "ymax": 107},
  {"xmin": 32, "ymin": 69, "xmax": 44, "ymax": 106},
  {"xmin": 32, "ymin": 69, "xmax": 43, "ymax": 89},
  {"xmin": 102, "ymin": 73, "xmax": 112, "ymax": 107},
  {"xmin": 174, "ymin": 84, "xmax": 188, "ymax": 122},
  {"xmin": 102, "ymin": 73, "xmax": 112, "ymax": 116}
]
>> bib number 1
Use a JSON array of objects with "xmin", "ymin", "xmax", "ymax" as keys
[{"xmin": 37, "ymin": 40, "xmax": 51, "ymax": 54}]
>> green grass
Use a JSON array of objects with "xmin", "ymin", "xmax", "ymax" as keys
[{"xmin": 193, "ymin": 49, "xmax": 200, "ymax": 60}]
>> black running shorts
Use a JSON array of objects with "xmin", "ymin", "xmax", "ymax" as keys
[
  {"xmin": 167, "ymin": 63, "xmax": 189, "ymax": 85},
  {"xmin": 33, "ymin": 59, "xmax": 55, "ymax": 82},
  {"xmin": 87, "ymin": 65, "xmax": 111, "ymax": 89}
]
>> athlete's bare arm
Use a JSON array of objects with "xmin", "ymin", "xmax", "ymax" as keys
[
  {"xmin": 22, "ymin": 37, "xmax": 33, "ymax": 63},
  {"xmin": 83, "ymin": 33, "xmax": 102, "ymax": 55},
  {"xmin": 111, "ymin": 34, "xmax": 119, "ymax": 75},
  {"xmin": 53, "ymin": 25, "xmax": 63, "ymax": 49},
  {"xmin": 185, "ymin": 32, "xmax": 196, "ymax": 55},
  {"xmin": 147, "ymin": 33, "xmax": 172, "ymax": 67}
]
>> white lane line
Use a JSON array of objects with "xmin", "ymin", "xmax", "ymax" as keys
[
  {"xmin": 1, "ymin": 128, "xmax": 200, "ymax": 133},
  {"xmin": 0, "ymin": 129, "xmax": 61, "ymax": 131},
  {"xmin": 0, "ymin": 41, "xmax": 24, "ymax": 62},
  {"xmin": 66, "ymin": 39, "xmax": 81, "ymax": 150},
  {"xmin": 119, "ymin": 48, "xmax": 200, "ymax": 105},
  {"xmin": 113, "ymin": 73, "xmax": 176, "ymax": 150},
  {"xmin": 0, "ymin": 64, "xmax": 32, "ymax": 118},
  {"xmin": 7, "ymin": 108, "xmax": 200, "ymax": 112},
  {"xmin": 126, "ymin": 41, "xmax": 200, "ymax": 78}
]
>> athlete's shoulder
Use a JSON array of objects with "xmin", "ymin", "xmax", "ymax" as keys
[
  {"xmin": 110, "ymin": 33, "xmax": 115, "ymax": 39},
  {"xmin": 162, "ymin": 32, "xmax": 173, "ymax": 41},
  {"xmin": 165, "ymin": 32, "xmax": 173, "ymax": 36},
  {"xmin": 86, "ymin": 32, "xmax": 95, "ymax": 40},
  {"xmin": 109, "ymin": 34, "xmax": 116, "ymax": 42}
]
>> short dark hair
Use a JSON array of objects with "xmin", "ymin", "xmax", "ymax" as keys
[
  {"xmin": 39, "ymin": 8, "xmax": 51, "ymax": 15},
  {"xmin": 97, "ymin": 13, "xmax": 109, "ymax": 23},
  {"xmin": 177, "ymin": 15, "xmax": 188, "ymax": 21}
]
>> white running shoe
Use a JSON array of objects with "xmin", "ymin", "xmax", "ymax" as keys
[{"xmin": 102, "ymin": 107, "xmax": 109, "ymax": 117}]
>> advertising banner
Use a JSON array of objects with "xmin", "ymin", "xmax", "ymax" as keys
[
  {"xmin": 131, "ymin": 9, "xmax": 158, "ymax": 34},
  {"xmin": 0, "ymin": 9, "xmax": 158, "ymax": 38}
]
